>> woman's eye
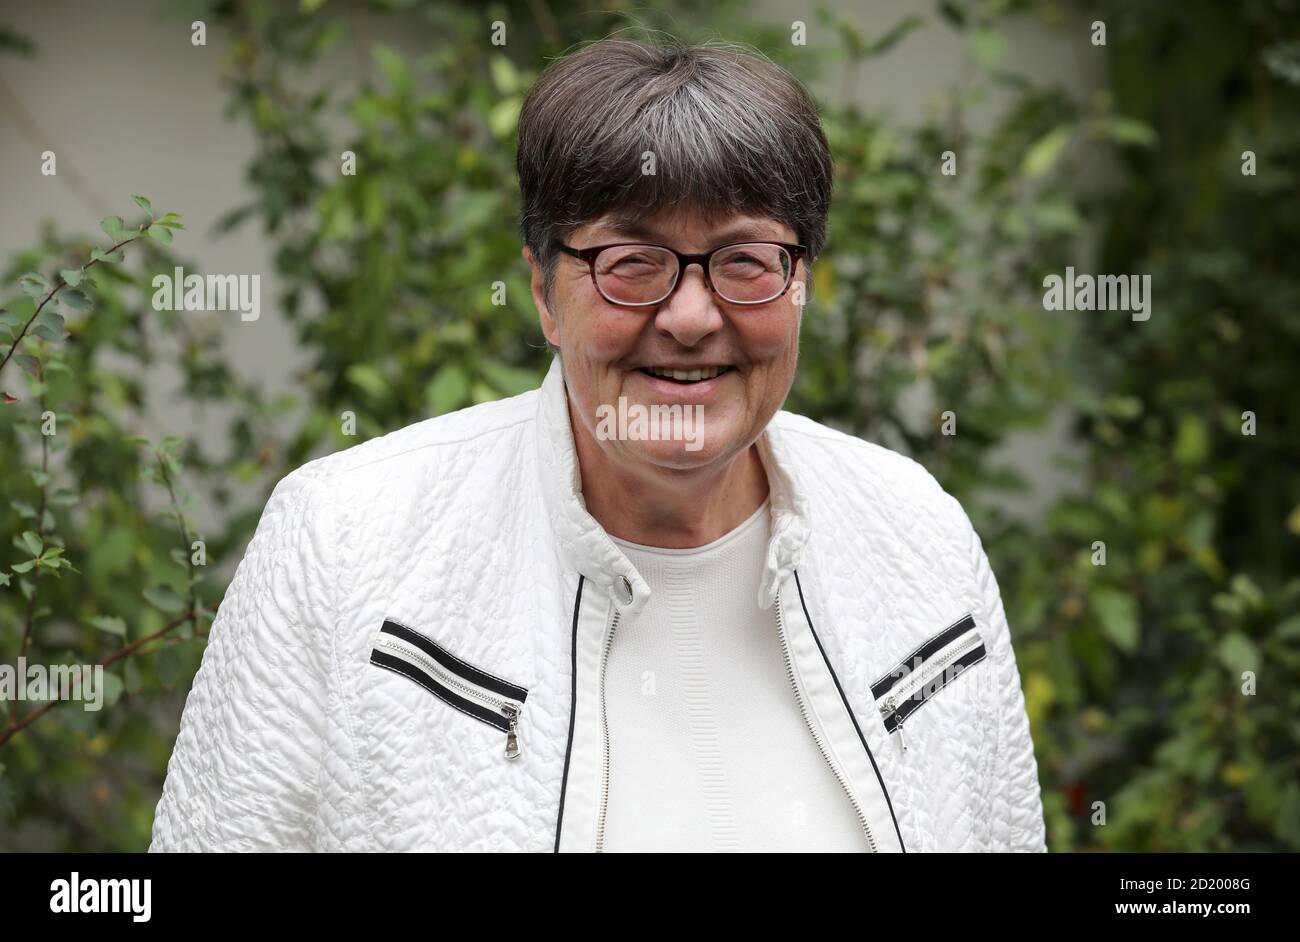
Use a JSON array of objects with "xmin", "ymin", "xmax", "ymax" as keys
[
  {"xmin": 718, "ymin": 255, "xmax": 764, "ymax": 271},
  {"xmin": 611, "ymin": 256, "xmax": 660, "ymax": 272}
]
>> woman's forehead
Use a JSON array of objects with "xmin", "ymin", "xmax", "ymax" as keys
[{"xmin": 579, "ymin": 210, "xmax": 793, "ymax": 245}]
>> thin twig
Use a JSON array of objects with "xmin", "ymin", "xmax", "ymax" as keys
[
  {"xmin": 0, "ymin": 601, "xmax": 219, "ymax": 747},
  {"xmin": 0, "ymin": 232, "xmax": 141, "ymax": 378}
]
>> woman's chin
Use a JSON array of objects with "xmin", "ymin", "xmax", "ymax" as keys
[{"xmin": 617, "ymin": 423, "xmax": 741, "ymax": 470}]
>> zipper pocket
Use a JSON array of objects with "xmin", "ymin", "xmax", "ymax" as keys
[
  {"xmin": 872, "ymin": 613, "xmax": 986, "ymax": 751},
  {"xmin": 369, "ymin": 619, "xmax": 528, "ymax": 760}
]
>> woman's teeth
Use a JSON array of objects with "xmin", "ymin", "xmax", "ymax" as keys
[{"xmin": 642, "ymin": 366, "xmax": 729, "ymax": 382}]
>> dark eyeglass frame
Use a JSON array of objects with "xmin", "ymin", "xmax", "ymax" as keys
[{"xmin": 554, "ymin": 239, "xmax": 809, "ymax": 307}]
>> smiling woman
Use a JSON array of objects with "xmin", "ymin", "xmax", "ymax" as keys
[{"xmin": 149, "ymin": 35, "xmax": 1046, "ymax": 854}]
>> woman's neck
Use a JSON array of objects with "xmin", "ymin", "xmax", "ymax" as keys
[{"xmin": 568, "ymin": 399, "xmax": 770, "ymax": 550}]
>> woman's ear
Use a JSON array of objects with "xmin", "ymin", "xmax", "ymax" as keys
[{"xmin": 523, "ymin": 245, "xmax": 561, "ymax": 350}]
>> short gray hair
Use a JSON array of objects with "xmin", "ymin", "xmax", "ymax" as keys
[{"xmin": 517, "ymin": 36, "xmax": 833, "ymax": 311}]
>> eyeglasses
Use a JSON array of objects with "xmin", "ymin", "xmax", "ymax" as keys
[{"xmin": 555, "ymin": 240, "xmax": 808, "ymax": 307}]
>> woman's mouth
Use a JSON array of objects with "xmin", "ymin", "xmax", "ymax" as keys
[
  {"xmin": 633, "ymin": 365, "xmax": 736, "ymax": 402},
  {"xmin": 637, "ymin": 365, "xmax": 733, "ymax": 384}
]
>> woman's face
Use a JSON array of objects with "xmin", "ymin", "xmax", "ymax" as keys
[{"xmin": 528, "ymin": 208, "xmax": 805, "ymax": 475}]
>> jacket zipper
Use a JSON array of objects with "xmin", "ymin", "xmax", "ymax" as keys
[
  {"xmin": 374, "ymin": 636, "xmax": 524, "ymax": 760},
  {"xmin": 878, "ymin": 628, "xmax": 984, "ymax": 751},
  {"xmin": 774, "ymin": 587, "xmax": 879, "ymax": 852},
  {"xmin": 593, "ymin": 607, "xmax": 621, "ymax": 853}
]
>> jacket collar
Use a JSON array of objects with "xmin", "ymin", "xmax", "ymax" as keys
[{"xmin": 534, "ymin": 356, "xmax": 810, "ymax": 615}]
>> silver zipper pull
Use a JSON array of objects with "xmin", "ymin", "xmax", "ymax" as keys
[
  {"xmin": 882, "ymin": 696, "xmax": 906, "ymax": 752},
  {"xmin": 502, "ymin": 703, "xmax": 522, "ymax": 760}
]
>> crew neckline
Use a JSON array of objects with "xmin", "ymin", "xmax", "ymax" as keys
[{"xmin": 609, "ymin": 498, "xmax": 771, "ymax": 558}]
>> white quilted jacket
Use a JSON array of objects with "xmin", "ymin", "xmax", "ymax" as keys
[{"xmin": 149, "ymin": 356, "xmax": 1048, "ymax": 852}]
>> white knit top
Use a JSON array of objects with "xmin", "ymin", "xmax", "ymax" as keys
[{"xmin": 601, "ymin": 499, "xmax": 867, "ymax": 852}]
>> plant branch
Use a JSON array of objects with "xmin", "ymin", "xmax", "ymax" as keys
[
  {"xmin": 0, "ymin": 232, "xmax": 142, "ymax": 380},
  {"xmin": 0, "ymin": 601, "xmax": 219, "ymax": 748}
]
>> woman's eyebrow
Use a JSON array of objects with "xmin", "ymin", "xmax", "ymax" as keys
[
  {"xmin": 712, "ymin": 225, "xmax": 780, "ymax": 243},
  {"xmin": 598, "ymin": 222, "xmax": 660, "ymax": 241},
  {"xmin": 595, "ymin": 221, "xmax": 780, "ymax": 244}
]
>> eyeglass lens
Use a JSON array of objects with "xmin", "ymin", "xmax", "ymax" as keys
[{"xmin": 593, "ymin": 243, "xmax": 793, "ymax": 305}]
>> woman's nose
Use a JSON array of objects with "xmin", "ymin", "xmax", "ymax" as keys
[{"xmin": 654, "ymin": 263, "xmax": 723, "ymax": 345}]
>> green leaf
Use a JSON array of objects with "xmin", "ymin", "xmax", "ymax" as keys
[
  {"xmin": 1174, "ymin": 416, "xmax": 1209, "ymax": 466},
  {"xmin": 90, "ymin": 247, "xmax": 126, "ymax": 264},
  {"xmin": 91, "ymin": 615, "xmax": 127, "ymax": 637},
  {"xmin": 32, "ymin": 310, "xmax": 64, "ymax": 340},
  {"xmin": 59, "ymin": 268, "xmax": 83, "ymax": 287},
  {"xmin": 346, "ymin": 363, "xmax": 388, "ymax": 399},
  {"xmin": 142, "ymin": 584, "xmax": 185, "ymax": 614},
  {"xmin": 14, "ymin": 354, "xmax": 40, "ymax": 377},
  {"xmin": 372, "ymin": 43, "xmax": 410, "ymax": 95},
  {"xmin": 18, "ymin": 272, "xmax": 49, "ymax": 299},
  {"xmin": 1230, "ymin": 573, "xmax": 1264, "ymax": 609},
  {"xmin": 1092, "ymin": 588, "xmax": 1140, "ymax": 653},
  {"xmin": 11, "ymin": 560, "xmax": 34, "ymax": 573},
  {"xmin": 938, "ymin": 1, "xmax": 966, "ymax": 27},
  {"xmin": 59, "ymin": 289, "xmax": 92, "ymax": 313},
  {"xmin": 488, "ymin": 97, "xmax": 521, "ymax": 139},
  {"xmin": 20, "ymin": 530, "xmax": 42, "ymax": 556},
  {"xmin": 828, "ymin": 12, "xmax": 866, "ymax": 58},
  {"xmin": 30, "ymin": 316, "xmax": 60, "ymax": 342},
  {"xmin": 124, "ymin": 659, "xmax": 142, "ymax": 695},
  {"xmin": 157, "ymin": 646, "xmax": 182, "ymax": 686},
  {"xmin": 1217, "ymin": 632, "xmax": 1260, "ymax": 675},
  {"xmin": 100, "ymin": 215, "xmax": 125, "ymax": 239},
  {"xmin": 969, "ymin": 27, "xmax": 1006, "ymax": 72},
  {"xmin": 1101, "ymin": 116, "xmax": 1157, "ymax": 148},
  {"xmin": 866, "ymin": 15, "xmax": 924, "ymax": 57},
  {"xmin": 425, "ymin": 363, "xmax": 468, "ymax": 415},
  {"xmin": 1022, "ymin": 127, "xmax": 1071, "ymax": 178},
  {"xmin": 488, "ymin": 54, "xmax": 520, "ymax": 94},
  {"xmin": 480, "ymin": 360, "xmax": 539, "ymax": 397},
  {"xmin": 146, "ymin": 223, "xmax": 173, "ymax": 244},
  {"xmin": 132, "ymin": 194, "xmax": 154, "ymax": 217},
  {"xmin": 102, "ymin": 672, "xmax": 125, "ymax": 707}
]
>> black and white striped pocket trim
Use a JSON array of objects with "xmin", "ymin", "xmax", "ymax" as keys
[
  {"xmin": 872, "ymin": 613, "xmax": 986, "ymax": 738},
  {"xmin": 369, "ymin": 619, "xmax": 529, "ymax": 759}
]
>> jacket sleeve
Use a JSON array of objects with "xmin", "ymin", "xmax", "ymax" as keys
[
  {"xmin": 961, "ymin": 506, "xmax": 1048, "ymax": 853},
  {"xmin": 149, "ymin": 467, "xmax": 335, "ymax": 852}
]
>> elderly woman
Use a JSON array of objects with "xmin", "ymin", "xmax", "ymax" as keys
[{"xmin": 150, "ymin": 37, "xmax": 1046, "ymax": 853}]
